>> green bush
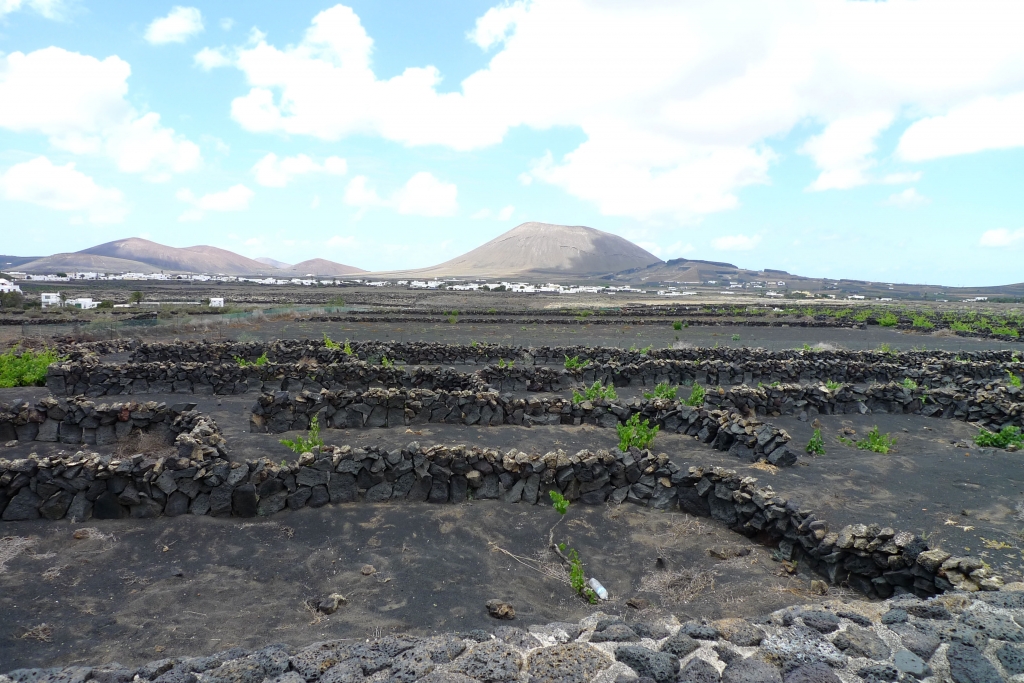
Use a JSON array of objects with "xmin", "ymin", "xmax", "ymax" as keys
[
  {"xmin": 673, "ymin": 321, "xmax": 683, "ymax": 330},
  {"xmin": 323, "ymin": 333, "xmax": 340, "ymax": 349},
  {"xmin": 564, "ymin": 355, "xmax": 591, "ymax": 370},
  {"xmin": 643, "ymin": 382, "xmax": 679, "ymax": 401},
  {"xmin": 902, "ymin": 377, "xmax": 918, "ymax": 390},
  {"xmin": 974, "ymin": 426, "xmax": 1024, "ymax": 449},
  {"xmin": 616, "ymin": 413, "xmax": 659, "ymax": 451},
  {"xmin": 572, "ymin": 381, "xmax": 617, "ymax": 404},
  {"xmin": 824, "ymin": 380, "xmax": 842, "ymax": 391},
  {"xmin": 279, "ymin": 414, "xmax": 325, "ymax": 454},
  {"xmin": 0, "ymin": 348, "xmax": 65, "ymax": 387},
  {"xmin": 857, "ymin": 426, "xmax": 897, "ymax": 454},
  {"xmin": 912, "ymin": 315, "xmax": 934, "ymax": 330},
  {"xmin": 381, "ymin": 356, "xmax": 394, "ymax": 368},
  {"xmin": 1009, "ymin": 373, "xmax": 1022, "ymax": 388},
  {"xmin": 877, "ymin": 312, "xmax": 899, "ymax": 327},
  {"xmin": 950, "ymin": 321, "xmax": 973, "ymax": 333},
  {"xmin": 806, "ymin": 428, "xmax": 825, "ymax": 455},
  {"xmin": 683, "ymin": 383, "xmax": 705, "ymax": 407},
  {"xmin": 497, "ymin": 358, "xmax": 514, "ymax": 369},
  {"xmin": 235, "ymin": 352, "xmax": 268, "ymax": 368},
  {"xmin": 342, "ymin": 341, "xmax": 354, "ymax": 356}
]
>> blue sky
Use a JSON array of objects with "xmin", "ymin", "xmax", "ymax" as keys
[{"xmin": 1, "ymin": 0, "xmax": 1023, "ymax": 285}]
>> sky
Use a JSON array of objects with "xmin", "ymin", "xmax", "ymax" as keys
[{"xmin": 1, "ymin": 0, "xmax": 1023, "ymax": 286}]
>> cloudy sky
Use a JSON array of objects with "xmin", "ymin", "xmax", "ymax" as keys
[{"xmin": 1, "ymin": 0, "xmax": 1023, "ymax": 285}]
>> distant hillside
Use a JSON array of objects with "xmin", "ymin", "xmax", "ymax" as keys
[
  {"xmin": 76, "ymin": 238, "xmax": 274, "ymax": 275},
  {"xmin": 256, "ymin": 257, "xmax": 292, "ymax": 269},
  {"xmin": 381, "ymin": 222, "xmax": 662, "ymax": 278},
  {"xmin": 15, "ymin": 253, "xmax": 165, "ymax": 274},
  {"xmin": 285, "ymin": 259, "xmax": 367, "ymax": 277}
]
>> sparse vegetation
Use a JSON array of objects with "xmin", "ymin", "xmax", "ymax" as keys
[
  {"xmin": 279, "ymin": 414, "xmax": 324, "ymax": 454},
  {"xmin": 497, "ymin": 358, "xmax": 514, "ymax": 369},
  {"xmin": 235, "ymin": 352, "xmax": 269, "ymax": 368},
  {"xmin": 902, "ymin": 377, "xmax": 918, "ymax": 390},
  {"xmin": 380, "ymin": 356, "xmax": 394, "ymax": 368},
  {"xmin": 1009, "ymin": 373, "xmax": 1023, "ymax": 388},
  {"xmin": 825, "ymin": 380, "xmax": 842, "ymax": 391},
  {"xmin": 616, "ymin": 413, "xmax": 659, "ymax": 451},
  {"xmin": 342, "ymin": 340, "xmax": 354, "ymax": 356},
  {"xmin": 643, "ymin": 382, "xmax": 679, "ymax": 401},
  {"xmin": 806, "ymin": 428, "xmax": 825, "ymax": 455},
  {"xmin": 548, "ymin": 491, "xmax": 598, "ymax": 604},
  {"xmin": 731, "ymin": 334, "xmax": 740, "ymax": 341},
  {"xmin": 323, "ymin": 333, "xmax": 340, "ymax": 349},
  {"xmin": 912, "ymin": 315, "xmax": 934, "ymax": 330},
  {"xmin": 974, "ymin": 426, "xmax": 1024, "ymax": 449},
  {"xmin": 572, "ymin": 381, "xmax": 617, "ymax": 404},
  {"xmin": 858, "ymin": 426, "xmax": 897, "ymax": 454},
  {"xmin": 0, "ymin": 347, "xmax": 65, "ymax": 387},
  {"xmin": 877, "ymin": 312, "xmax": 899, "ymax": 327},
  {"xmin": 673, "ymin": 321, "xmax": 683, "ymax": 330},
  {"xmin": 564, "ymin": 355, "xmax": 590, "ymax": 370},
  {"xmin": 683, "ymin": 383, "xmax": 706, "ymax": 407}
]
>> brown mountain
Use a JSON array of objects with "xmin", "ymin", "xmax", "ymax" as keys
[
  {"xmin": 75, "ymin": 238, "xmax": 274, "ymax": 275},
  {"xmin": 13, "ymin": 253, "xmax": 165, "ymax": 274},
  {"xmin": 381, "ymin": 222, "xmax": 662, "ymax": 277},
  {"xmin": 285, "ymin": 259, "xmax": 367, "ymax": 277}
]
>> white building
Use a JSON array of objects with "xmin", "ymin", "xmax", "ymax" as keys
[
  {"xmin": 209, "ymin": 297, "xmax": 225, "ymax": 307},
  {"xmin": 66, "ymin": 297, "xmax": 98, "ymax": 309},
  {"xmin": 41, "ymin": 292, "xmax": 62, "ymax": 308},
  {"xmin": 0, "ymin": 278, "xmax": 21, "ymax": 294}
]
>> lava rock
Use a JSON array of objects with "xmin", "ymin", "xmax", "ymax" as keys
[
  {"xmin": 660, "ymin": 632, "xmax": 700, "ymax": 659},
  {"xmin": 721, "ymin": 657, "xmax": 782, "ymax": 683},
  {"xmin": 526, "ymin": 642, "xmax": 612, "ymax": 683},
  {"xmin": 831, "ymin": 627, "xmax": 890, "ymax": 661},
  {"xmin": 614, "ymin": 646, "xmax": 679, "ymax": 683},
  {"xmin": 452, "ymin": 640, "xmax": 522, "ymax": 682}
]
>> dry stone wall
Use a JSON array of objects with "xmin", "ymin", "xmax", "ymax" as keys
[
  {"xmin": 0, "ymin": 440, "xmax": 1004, "ymax": 599},
  {"xmin": 0, "ymin": 396, "xmax": 224, "ymax": 452}
]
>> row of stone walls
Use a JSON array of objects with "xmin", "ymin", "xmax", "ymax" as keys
[
  {"xmin": 0, "ymin": 441, "xmax": 1002, "ymax": 598},
  {"xmin": 250, "ymin": 388, "xmax": 801, "ymax": 467},
  {"xmin": 126, "ymin": 339, "xmax": 1019, "ymax": 369},
  {"xmin": 0, "ymin": 396, "xmax": 225, "ymax": 455}
]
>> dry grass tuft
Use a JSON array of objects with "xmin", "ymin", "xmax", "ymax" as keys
[
  {"xmin": 115, "ymin": 429, "xmax": 175, "ymax": 459},
  {"xmin": 19, "ymin": 623, "xmax": 53, "ymax": 642},
  {"xmin": 750, "ymin": 461, "xmax": 779, "ymax": 475},
  {"xmin": 41, "ymin": 565, "xmax": 68, "ymax": 581},
  {"xmin": 0, "ymin": 536, "xmax": 36, "ymax": 574},
  {"xmin": 639, "ymin": 568, "xmax": 716, "ymax": 604},
  {"xmin": 72, "ymin": 527, "xmax": 115, "ymax": 542}
]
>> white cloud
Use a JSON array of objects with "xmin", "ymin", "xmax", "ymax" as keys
[
  {"xmin": 801, "ymin": 112, "xmax": 894, "ymax": 191},
  {"xmin": 0, "ymin": 156, "xmax": 127, "ymax": 223},
  {"xmin": 885, "ymin": 187, "xmax": 929, "ymax": 208},
  {"xmin": 638, "ymin": 241, "xmax": 695, "ymax": 259},
  {"xmin": 467, "ymin": 0, "xmax": 529, "ymax": 49},
  {"xmin": 252, "ymin": 153, "xmax": 347, "ymax": 187},
  {"xmin": 214, "ymin": 2, "xmax": 1024, "ymax": 222},
  {"xmin": 194, "ymin": 47, "xmax": 232, "ymax": 70},
  {"xmin": 176, "ymin": 184, "xmax": 254, "ymax": 221},
  {"xmin": 145, "ymin": 6, "xmax": 204, "ymax": 45},
  {"xmin": 979, "ymin": 228, "xmax": 1024, "ymax": 248},
  {"xmin": 0, "ymin": 0, "xmax": 66, "ymax": 19},
  {"xmin": 220, "ymin": 17, "xmax": 234, "ymax": 31},
  {"xmin": 496, "ymin": 205, "xmax": 515, "ymax": 220},
  {"xmin": 710, "ymin": 234, "xmax": 761, "ymax": 251},
  {"xmin": 897, "ymin": 92, "xmax": 1024, "ymax": 161},
  {"xmin": 344, "ymin": 172, "xmax": 458, "ymax": 217},
  {"xmin": 0, "ymin": 48, "xmax": 202, "ymax": 178}
]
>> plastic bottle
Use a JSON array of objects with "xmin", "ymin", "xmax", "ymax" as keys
[{"xmin": 587, "ymin": 577, "xmax": 609, "ymax": 600}]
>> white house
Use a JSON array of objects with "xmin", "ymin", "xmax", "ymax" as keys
[
  {"xmin": 209, "ymin": 297, "xmax": 225, "ymax": 307},
  {"xmin": 66, "ymin": 297, "xmax": 98, "ymax": 309},
  {"xmin": 0, "ymin": 278, "xmax": 21, "ymax": 294},
  {"xmin": 41, "ymin": 292, "xmax": 62, "ymax": 308}
]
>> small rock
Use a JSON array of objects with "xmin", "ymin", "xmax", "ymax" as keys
[
  {"xmin": 590, "ymin": 623, "xmax": 640, "ymax": 643},
  {"xmin": 784, "ymin": 662, "xmax": 840, "ymax": 683},
  {"xmin": 526, "ymin": 642, "xmax": 612, "ymax": 683},
  {"xmin": 945, "ymin": 642, "xmax": 1002, "ymax": 683},
  {"xmin": 892, "ymin": 649, "xmax": 928, "ymax": 679},
  {"xmin": 360, "ymin": 564, "xmax": 376, "ymax": 576},
  {"xmin": 800, "ymin": 612, "xmax": 839, "ymax": 634},
  {"xmin": 486, "ymin": 599, "xmax": 515, "ymax": 620},
  {"xmin": 880, "ymin": 609, "xmax": 907, "ymax": 625},
  {"xmin": 316, "ymin": 594, "xmax": 346, "ymax": 615},
  {"xmin": 660, "ymin": 632, "xmax": 700, "ymax": 659},
  {"xmin": 626, "ymin": 597, "xmax": 651, "ymax": 610},
  {"xmin": 614, "ymin": 646, "xmax": 679, "ymax": 683},
  {"xmin": 4, "ymin": 440, "xmax": 16, "ymax": 447},
  {"xmin": 721, "ymin": 657, "xmax": 781, "ymax": 683},
  {"xmin": 679, "ymin": 657, "xmax": 721, "ymax": 683},
  {"xmin": 832, "ymin": 627, "xmax": 890, "ymax": 661},
  {"xmin": 855, "ymin": 663, "xmax": 898, "ymax": 682}
]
